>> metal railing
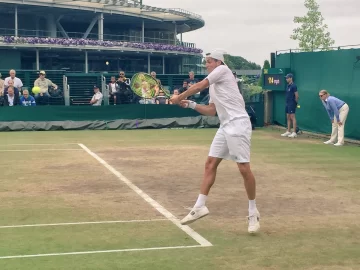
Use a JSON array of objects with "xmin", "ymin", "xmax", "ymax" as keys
[
  {"xmin": 276, "ymin": 44, "xmax": 360, "ymax": 55},
  {"xmin": 0, "ymin": 28, "xmax": 197, "ymax": 48},
  {"xmin": 168, "ymin": 8, "xmax": 204, "ymax": 22}
]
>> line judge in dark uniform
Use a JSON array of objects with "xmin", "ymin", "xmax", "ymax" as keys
[{"xmin": 281, "ymin": 73, "xmax": 299, "ymax": 138}]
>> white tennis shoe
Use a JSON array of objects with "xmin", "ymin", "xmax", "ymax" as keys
[
  {"xmin": 324, "ymin": 140, "xmax": 334, "ymax": 145},
  {"xmin": 247, "ymin": 209, "xmax": 260, "ymax": 234},
  {"xmin": 180, "ymin": 206, "xmax": 209, "ymax": 225},
  {"xmin": 281, "ymin": 131, "xmax": 292, "ymax": 137},
  {"xmin": 288, "ymin": 132, "xmax": 298, "ymax": 138}
]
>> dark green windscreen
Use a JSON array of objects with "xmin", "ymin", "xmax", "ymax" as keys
[{"xmin": 274, "ymin": 49, "xmax": 360, "ymax": 140}]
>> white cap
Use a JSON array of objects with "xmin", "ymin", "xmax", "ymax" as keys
[{"xmin": 206, "ymin": 49, "xmax": 227, "ymax": 64}]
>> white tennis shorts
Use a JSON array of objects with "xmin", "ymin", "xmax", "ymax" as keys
[{"xmin": 209, "ymin": 117, "xmax": 252, "ymax": 163}]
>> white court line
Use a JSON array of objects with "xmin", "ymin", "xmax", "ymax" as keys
[
  {"xmin": 0, "ymin": 149, "xmax": 82, "ymax": 152},
  {"xmin": 4, "ymin": 143, "xmax": 79, "ymax": 146},
  {"xmin": 0, "ymin": 245, "xmax": 202, "ymax": 260},
  {"xmin": 78, "ymin": 143, "xmax": 213, "ymax": 247},
  {"xmin": 0, "ymin": 219, "xmax": 168, "ymax": 229}
]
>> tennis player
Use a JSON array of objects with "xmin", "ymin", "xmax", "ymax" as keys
[{"xmin": 170, "ymin": 49, "xmax": 260, "ymax": 234}]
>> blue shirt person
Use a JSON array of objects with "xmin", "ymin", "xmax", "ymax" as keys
[
  {"xmin": 319, "ymin": 90, "xmax": 349, "ymax": 146},
  {"xmin": 286, "ymin": 82, "xmax": 298, "ymax": 105},
  {"xmin": 321, "ymin": 95, "xmax": 345, "ymax": 122},
  {"xmin": 20, "ymin": 90, "xmax": 36, "ymax": 106},
  {"xmin": 281, "ymin": 73, "xmax": 299, "ymax": 138}
]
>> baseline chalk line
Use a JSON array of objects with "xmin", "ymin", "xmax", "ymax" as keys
[
  {"xmin": 0, "ymin": 245, "xmax": 202, "ymax": 260},
  {"xmin": 0, "ymin": 219, "xmax": 168, "ymax": 229},
  {"xmin": 0, "ymin": 149, "xmax": 82, "ymax": 152},
  {"xmin": 78, "ymin": 143, "xmax": 212, "ymax": 247},
  {"xmin": 3, "ymin": 143, "xmax": 79, "ymax": 146}
]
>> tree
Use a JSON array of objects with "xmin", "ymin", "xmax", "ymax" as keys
[
  {"xmin": 258, "ymin": 60, "xmax": 271, "ymax": 87},
  {"xmin": 290, "ymin": 0, "xmax": 335, "ymax": 51},
  {"xmin": 223, "ymin": 55, "xmax": 261, "ymax": 70}
]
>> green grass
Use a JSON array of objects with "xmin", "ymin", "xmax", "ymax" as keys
[
  {"xmin": 0, "ymin": 221, "xmax": 195, "ymax": 257},
  {"xmin": 0, "ymin": 128, "xmax": 359, "ymax": 270}
]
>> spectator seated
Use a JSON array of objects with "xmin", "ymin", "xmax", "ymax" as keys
[{"xmin": 155, "ymin": 90, "xmax": 169, "ymax": 104}]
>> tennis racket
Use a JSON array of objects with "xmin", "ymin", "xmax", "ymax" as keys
[{"xmin": 130, "ymin": 72, "xmax": 171, "ymax": 98}]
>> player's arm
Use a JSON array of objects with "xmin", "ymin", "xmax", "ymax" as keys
[
  {"xmin": 193, "ymin": 102, "xmax": 216, "ymax": 116},
  {"xmin": 34, "ymin": 78, "xmax": 40, "ymax": 87},
  {"xmin": 177, "ymin": 79, "xmax": 209, "ymax": 101},
  {"xmin": 180, "ymin": 100, "xmax": 216, "ymax": 116},
  {"xmin": 295, "ymin": 92, "xmax": 299, "ymax": 103}
]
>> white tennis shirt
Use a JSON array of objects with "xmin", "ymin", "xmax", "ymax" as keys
[{"xmin": 206, "ymin": 65, "xmax": 249, "ymax": 126}]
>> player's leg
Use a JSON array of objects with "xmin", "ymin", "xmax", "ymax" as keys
[
  {"xmin": 281, "ymin": 107, "xmax": 292, "ymax": 136},
  {"xmin": 180, "ymin": 129, "xmax": 227, "ymax": 225},
  {"xmin": 199, "ymin": 156, "xmax": 223, "ymax": 196},
  {"xmin": 288, "ymin": 103, "xmax": 297, "ymax": 138},
  {"xmin": 335, "ymin": 104, "xmax": 349, "ymax": 146},
  {"xmin": 237, "ymin": 162, "xmax": 260, "ymax": 233},
  {"xmin": 225, "ymin": 118, "xmax": 260, "ymax": 234},
  {"xmin": 288, "ymin": 113, "xmax": 297, "ymax": 138},
  {"xmin": 327, "ymin": 117, "xmax": 338, "ymax": 144},
  {"xmin": 287, "ymin": 114, "xmax": 292, "ymax": 132}
]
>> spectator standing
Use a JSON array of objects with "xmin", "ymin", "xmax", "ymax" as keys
[
  {"xmin": 186, "ymin": 71, "xmax": 201, "ymax": 101},
  {"xmin": 117, "ymin": 71, "xmax": 132, "ymax": 104},
  {"xmin": 108, "ymin": 76, "xmax": 119, "ymax": 105},
  {"xmin": 4, "ymin": 69, "xmax": 23, "ymax": 90},
  {"xmin": 186, "ymin": 71, "xmax": 199, "ymax": 85},
  {"xmin": 151, "ymin": 71, "xmax": 162, "ymax": 86}
]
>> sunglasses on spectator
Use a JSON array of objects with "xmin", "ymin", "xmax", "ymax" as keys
[{"xmin": 319, "ymin": 94, "xmax": 324, "ymax": 97}]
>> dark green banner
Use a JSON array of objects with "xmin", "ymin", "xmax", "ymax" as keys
[{"xmin": 0, "ymin": 105, "xmax": 200, "ymax": 122}]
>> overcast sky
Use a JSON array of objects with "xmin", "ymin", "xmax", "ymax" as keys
[{"xmin": 147, "ymin": 0, "xmax": 360, "ymax": 66}]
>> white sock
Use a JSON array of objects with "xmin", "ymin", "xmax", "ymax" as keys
[
  {"xmin": 248, "ymin": 199, "xmax": 257, "ymax": 215},
  {"xmin": 194, "ymin": 194, "xmax": 207, "ymax": 208}
]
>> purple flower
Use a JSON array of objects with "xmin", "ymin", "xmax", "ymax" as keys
[{"xmin": 0, "ymin": 35, "xmax": 203, "ymax": 54}]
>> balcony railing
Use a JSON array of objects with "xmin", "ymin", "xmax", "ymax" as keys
[
  {"xmin": 168, "ymin": 8, "xmax": 204, "ymax": 22},
  {"xmin": 0, "ymin": 28, "xmax": 197, "ymax": 48}
]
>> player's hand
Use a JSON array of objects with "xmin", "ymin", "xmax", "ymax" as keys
[
  {"xmin": 338, "ymin": 121, "xmax": 343, "ymax": 127},
  {"xmin": 331, "ymin": 120, "xmax": 334, "ymax": 124},
  {"xmin": 179, "ymin": 100, "xmax": 190, "ymax": 108},
  {"xmin": 170, "ymin": 95, "xmax": 180, "ymax": 105}
]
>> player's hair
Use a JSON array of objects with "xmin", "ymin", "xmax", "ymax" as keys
[{"xmin": 319, "ymin": 89, "xmax": 329, "ymax": 96}]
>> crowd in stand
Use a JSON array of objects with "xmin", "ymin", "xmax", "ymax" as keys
[
  {"xmin": 0, "ymin": 68, "xmax": 211, "ymax": 107},
  {"xmin": 91, "ymin": 70, "xmax": 209, "ymax": 106},
  {"xmin": 0, "ymin": 69, "xmax": 58, "ymax": 106}
]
